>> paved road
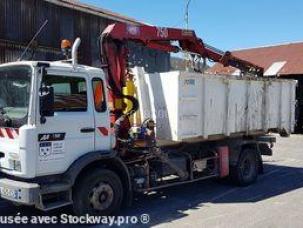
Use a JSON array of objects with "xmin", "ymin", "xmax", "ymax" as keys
[{"xmin": 1, "ymin": 134, "xmax": 303, "ymax": 227}]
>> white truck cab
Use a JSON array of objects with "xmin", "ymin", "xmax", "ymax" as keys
[
  {"xmin": 0, "ymin": 61, "xmax": 113, "ymax": 179},
  {"xmin": 0, "ymin": 60, "xmax": 123, "ymax": 212}
]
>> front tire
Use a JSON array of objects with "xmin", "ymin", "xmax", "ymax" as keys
[
  {"xmin": 73, "ymin": 169, "xmax": 123, "ymax": 215},
  {"xmin": 230, "ymin": 149, "xmax": 258, "ymax": 186}
]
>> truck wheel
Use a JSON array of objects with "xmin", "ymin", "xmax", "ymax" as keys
[
  {"xmin": 230, "ymin": 149, "xmax": 258, "ymax": 186},
  {"xmin": 73, "ymin": 169, "xmax": 123, "ymax": 215}
]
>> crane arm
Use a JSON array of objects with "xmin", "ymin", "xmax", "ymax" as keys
[
  {"xmin": 100, "ymin": 23, "xmax": 263, "ymax": 76},
  {"xmin": 99, "ymin": 23, "xmax": 264, "ymax": 119}
]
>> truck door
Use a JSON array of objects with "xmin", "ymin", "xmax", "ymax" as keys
[
  {"xmin": 37, "ymin": 72, "xmax": 95, "ymax": 176},
  {"xmin": 91, "ymin": 77, "xmax": 112, "ymax": 151}
]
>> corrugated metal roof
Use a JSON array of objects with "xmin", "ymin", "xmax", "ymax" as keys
[
  {"xmin": 207, "ymin": 42, "xmax": 303, "ymax": 77},
  {"xmin": 44, "ymin": 0, "xmax": 143, "ymax": 25}
]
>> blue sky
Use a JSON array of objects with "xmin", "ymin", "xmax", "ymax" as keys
[{"xmin": 81, "ymin": 0, "xmax": 302, "ymax": 51}]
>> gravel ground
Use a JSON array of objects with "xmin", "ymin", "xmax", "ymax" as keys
[{"xmin": 0, "ymin": 134, "xmax": 303, "ymax": 228}]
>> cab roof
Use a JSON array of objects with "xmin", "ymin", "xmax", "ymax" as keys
[{"xmin": 0, "ymin": 61, "xmax": 104, "ymax": 76}]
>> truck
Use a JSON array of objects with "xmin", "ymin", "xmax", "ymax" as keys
[{"xmin": 0, "ymin": 23, "xmax": 296, "ymax": 215}]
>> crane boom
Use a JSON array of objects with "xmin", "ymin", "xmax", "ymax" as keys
[{"xmin": 99, "ymin": 23, "xmax": 264, "ymax": 120}]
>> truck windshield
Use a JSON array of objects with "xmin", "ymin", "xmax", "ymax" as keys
[{"xmin": 0, "ymin": 66, "xmax": 32, "ymax": 127}]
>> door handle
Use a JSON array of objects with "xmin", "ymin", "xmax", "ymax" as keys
[{"xmin": 80, "ymin": 127, "xmax": 95, "ymax": 133}]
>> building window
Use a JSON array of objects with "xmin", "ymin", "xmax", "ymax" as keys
[
  {"xmin": 92, "ymin": 78, "xmax": 106, "ymax": 112},
  {"xmin": 42, "ymin": 75, "xmax": 87, "ymax": 112}
]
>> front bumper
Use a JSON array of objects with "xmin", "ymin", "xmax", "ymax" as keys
[{"xmin": 0, "ymin": 178, "xmax": 40, "ymax": 205}]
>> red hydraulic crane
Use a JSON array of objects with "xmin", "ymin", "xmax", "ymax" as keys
[{"xmin": 99, "ymin": 23, "xmax": 264, "ymax": 123}]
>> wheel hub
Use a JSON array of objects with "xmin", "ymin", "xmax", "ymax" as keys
[
  {"xmin": 89, "ymin": 182, "xmax": 114, "ymax": 211},
  {"xmin": 241, "ymin": 159, "xmax": 252, "ymax": 176}
]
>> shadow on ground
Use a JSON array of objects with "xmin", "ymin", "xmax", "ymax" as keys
[{"xmin": 1, "ymin": 163, "xmax": 303, "ymax": 227}]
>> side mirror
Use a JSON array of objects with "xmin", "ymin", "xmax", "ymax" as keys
[{"xmin": 39, "ymin": 85, "xmax": 54, "ymax": 124}]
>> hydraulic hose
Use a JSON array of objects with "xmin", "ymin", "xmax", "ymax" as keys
[{"xmin": 98, "ymin": 35, "xmax": 139, "ymax": 117}]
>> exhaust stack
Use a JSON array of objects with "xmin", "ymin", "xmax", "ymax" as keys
[{"xmin": 72, "ymin": 38, "xmax": 81, "ymax": 67}]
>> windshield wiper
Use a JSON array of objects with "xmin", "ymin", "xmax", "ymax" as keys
[
  {"xmin": 3, "ymin": 115, "xmax": 12, "ymax": 127},
  {"xmin": 0, "ymin": 108, "xmax": 12, "ymax": 127},
  {"xmin": 0, "ymin": 107, "xmax": 6, "ymax": 115}
]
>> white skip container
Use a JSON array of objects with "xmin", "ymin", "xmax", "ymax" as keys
[{"xmin": 133, "ymin": 68, "xmax": 297, "ymax": 142}]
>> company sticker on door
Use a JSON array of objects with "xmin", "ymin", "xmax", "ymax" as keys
[{"xmin": 38, "ymin": 133, "xmax": 66, "ymax": 161}]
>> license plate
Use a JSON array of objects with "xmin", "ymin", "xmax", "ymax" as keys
[{"xmin": 0, "ymin": 187, "xmax": 21, "ymax": 200}]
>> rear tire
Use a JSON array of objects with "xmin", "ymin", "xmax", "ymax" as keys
[
  {"xmin": 73, "ymin": 169, "xmax": 123, "ymax": 215},
  {"xmin": 230, "ymin": 149, "xmax": 258, "ymax": 186}
]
